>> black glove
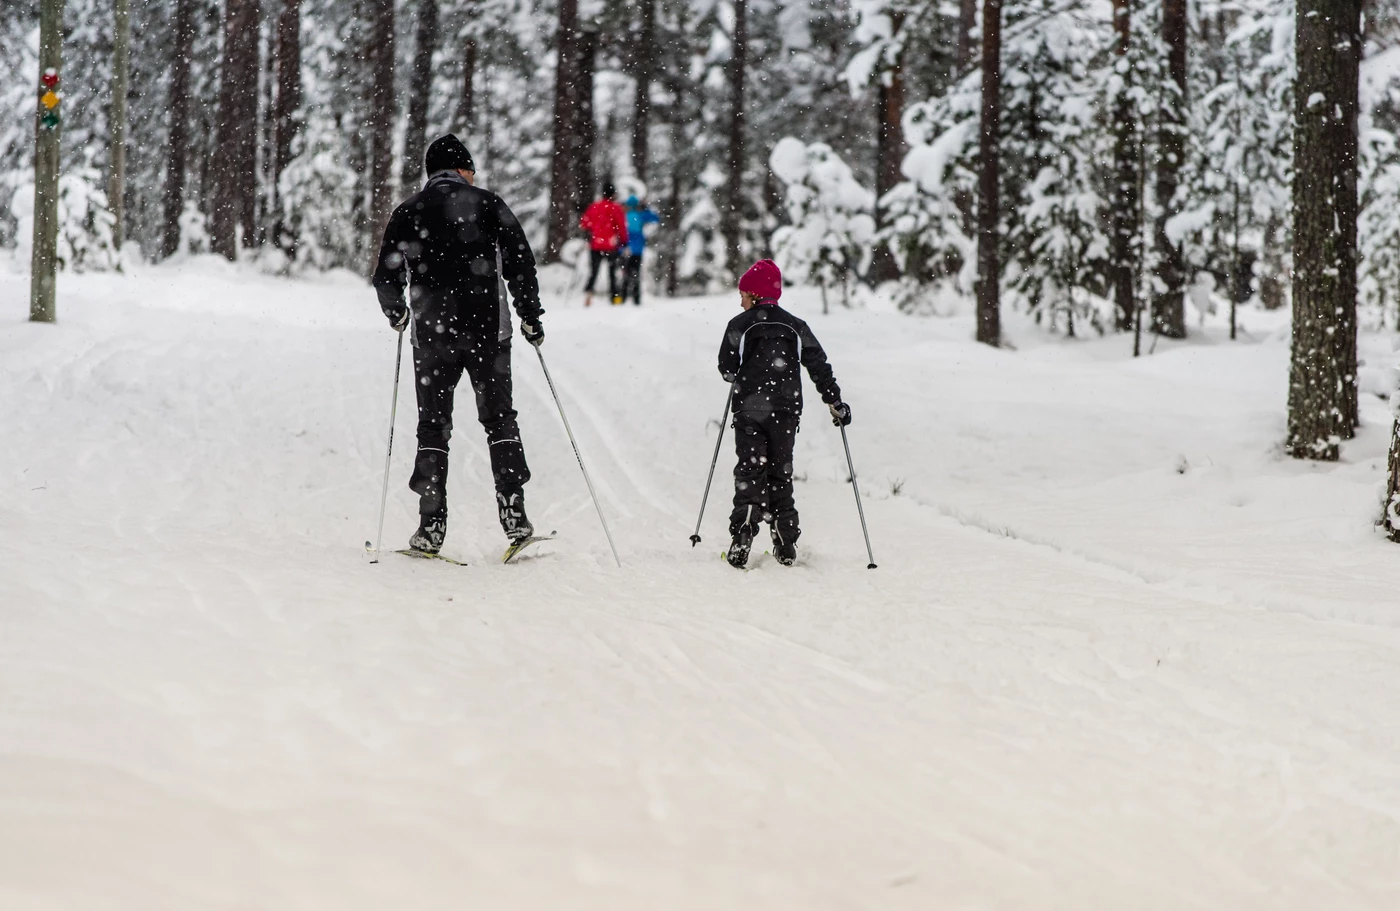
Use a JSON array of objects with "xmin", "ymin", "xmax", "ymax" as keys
[
  {"xmin": 521, "ymin": 320, "xmax": 545, "ymax": 347},
  {"xmin": 829, "ymin": 402, "xmax": 852, "ymax": 427},
  {"xmin": 387, "ymin": 307, "xmax": 409, "ymax": 332},
  {"xmin": 721, "ymin": 372, "xmax": 736, "ymax": 383}
]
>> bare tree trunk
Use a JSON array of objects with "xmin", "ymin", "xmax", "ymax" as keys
[
  {"xmin": 868, "ymin": 10, "xmax": 905, "ymax": 285},
  {"xmin": 577, "ymin": 28, "xmax": 597, "ymax": 211},
  {"xmin": 975, "ymin": 0, "xmax": 1002, "ymax": 347},
  {"xmin": 1150, "ymin": 0, "xmax": 1187, "ymax": 338},
  {"xmin": 631, "ymin": 0, "xmax": 656, "ymax": 184},
  {"xmin": 1336, "ymin": 0, "xmax": 1360, "ymax": 435},
  {"xmin": 402, "ymin": 0, "xmax": 438, "ymax": 192},
  {"xmin": 545, "ymin": 0, "xmax": 580, "ymax": 262},
  {"xmin": 957, "ymin": 0, "xmax": 977, "ymax": 72},
  {"xmin": 211, "ymin": 0, "xmax": 261, "ymax": 260},
  {"xmin": 1109, "ymin": 0, "xmax": 1138, "ymax": 332},
  {"xmin": 162, "ymin": 0, "xmax": 193, "ymax": 258},
  {"xmin": 722, "ymin": 0, "xmax": 748, "ymax": 276},
  {"xmin": 366, "ymin": 0, "xmax": 396, "ymax": 272},
  {"xmin": 108, "ymin": 0, "xmax": 130, "ymax": 257},
  {"xmin": 30, "ymin": 0, "xmax": 64, "ymax": 323},
  {"xmin": 1288, "ymin": 0, "xmax": 1361, "ymax": 460},
  {"xmin": 272, "ymin": 0, "xmax": 301, "ymax": 255},
  {"xmin": 456, "ymin": 36, "xmax": 476, "ymax": 133}
]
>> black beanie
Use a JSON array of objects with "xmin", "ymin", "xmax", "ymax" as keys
[{"xmin": 425, "ymin": 134, "xmax": 475, "ymax": 175}]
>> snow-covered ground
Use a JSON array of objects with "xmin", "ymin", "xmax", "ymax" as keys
[{"xmin": 3, "ymin": 259, "xmax": 1399, "ymax": 909}]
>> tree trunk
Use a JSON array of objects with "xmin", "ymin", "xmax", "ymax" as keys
[
  {"xmin": 1150, "ymin": 0, "xmax": 1187, "ymax": 338},
  {"xmin": 1288, "ymin": 0, "xmax": 1355, "ymax": 458},
  {"xmin": 456, "ymin": 36, "xmax": 476, "ymax": 133},
  {"xmin": 30, "ymin": 0, "xmax": 64, "ymax": 323},
  {"xmin": 868, "ymin": 10, "xmax": 905, "ymax": 285},
  {"xmin": 631, "ymin": 0, "xmax": 656, "ymax": 184},
  {"xmin": 162, "ymin": 0, "xmax": 193, "ymax": 259},
  {"xmin": 545, "ymin": 0, "xmax": 580, "ymax": 262},
  {"xmin": 1288, "ymin": 0, "xmax": 1361, "ymax": 460},
  {"xmin": 957, "ymin": 0, "xmax": 977, "ymax": 72},
  {"xmin": 1109, "ymin": 0, "xmax": 1138, "ymax": 332},
  {"xmin": 108, "ymin": 0, "xmax": 130, "ymax": 257},
  {"xmin": 210, "ymin": 0, "xmax": 262, "ymax": 260},
  {"xmin": 1384, "ymin": 411, "xmax": 1400, "ymax": 540},
  {"xmin": 402, "ymin": 0, "xmax": 438, "ymax": 192},
  {"xmin": 1336, "ymin": 0, "xmax": 1360, "ymax": 435},
  {"xmin": 272, "ymin": 0, "xmax": 301, "ymax": 255},
  {"xmin": 577, "ymin": 28, "xmax": 597, "ymax": 211},
  {"xmin": 722, "ymin": 0, "xmax": 748, "ymax": 276},
  {"xmin": 366, "ymin": 0, "xmax": 396, "ymax": 272},
  {"xmin": 975, "ymin": 0, "xmax": 1002, "ymax": 347}
]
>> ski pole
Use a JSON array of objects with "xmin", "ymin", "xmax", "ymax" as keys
[
  {"xmin": 533, "ymin": 346, "xmax": 622, "ymax": 567},
  {"xmin": 368, "ymin": 328, "xmax": 406, "ymax": 563},
  {"xmin": 690, "ymin": 381, "xmax": 736, "ymax": 547},
  {"xmin": 838, "ymin": 423, "xmax": 878, "ymax": 569}
]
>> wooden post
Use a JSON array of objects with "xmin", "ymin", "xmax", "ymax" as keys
[
  {"xmin": 108, "ymin": 0, "xmax": 130, "ymax": 258},
  {"xmin": 30, "ymin": 0, "xmax": 64, "ymax": 324}
]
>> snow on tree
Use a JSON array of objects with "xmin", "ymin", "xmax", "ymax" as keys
[{"xmin": 769, "ymin": 137, "xmax": 875, "ymax": 311}]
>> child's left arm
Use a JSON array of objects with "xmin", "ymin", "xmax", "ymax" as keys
[{"xmin": 798, "ymin": 323, "xmax": 843, "ymax": 406}]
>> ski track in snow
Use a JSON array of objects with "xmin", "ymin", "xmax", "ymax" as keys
[{"xmin": 2, "ymin": 260, "xmax": 1399, "ymax": 909}]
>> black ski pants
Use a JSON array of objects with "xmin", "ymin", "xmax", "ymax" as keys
[
  {"xmin": 620, "ymin": 252, "xmax": 644, "ymax": 305},
  {"xmin": 586, "ymin": 249, "xmax": 621, "ymax": 299},
  {"xmin": 729, "ymin": 410, "xmax": 800, "ymax": 543},
  {"xmin": 410, "ymin": 340, "xmax": 529, "ymax": 518}
]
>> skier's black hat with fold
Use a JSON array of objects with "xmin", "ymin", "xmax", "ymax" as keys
[{"xmin": 425, "ymin": 134, "xmax": 475, "ymax": 175}]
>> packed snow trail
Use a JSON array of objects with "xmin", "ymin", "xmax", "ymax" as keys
[{"xmin": 2, "ymin": 261, "xmax": 1399, "ymax": 909}]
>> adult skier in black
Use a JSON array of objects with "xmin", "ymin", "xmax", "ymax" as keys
[
  {"xmin": 373, "ymin": 134, "xmax": 546, "ymax": 555},
  {"xmin": 718, "ymin": 259, "xmax": 851, "ymax": 569}
]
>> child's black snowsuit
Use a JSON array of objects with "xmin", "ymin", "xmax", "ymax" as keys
[{"xmin": 717, "ymin": 303, "xmax": 842, "ymax": 544}]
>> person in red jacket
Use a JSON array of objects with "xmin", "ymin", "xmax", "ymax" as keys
[{"xmin": 579, "ymin": 182, "xmax": 629, "ymax": 306}]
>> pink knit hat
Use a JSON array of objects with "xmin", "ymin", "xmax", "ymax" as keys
[{"xmin": 738, "ymin": 259, "xmax": 782, "ymax": 301}]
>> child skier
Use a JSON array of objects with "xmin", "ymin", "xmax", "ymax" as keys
[{"xmin": 717, "ymin": 259, "xmax": 851, "ymax": 569}]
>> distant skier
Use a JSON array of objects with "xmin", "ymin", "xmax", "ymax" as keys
[
  {"xmin": 373, "ymin": 134, "xmax": 545, "ymax": 555},
  {"xmin": 717, "ymin": 259, "xmax": 851, "ymax": 569},
  {"xmin": 579, "ymin": 182, "xmax": 628, "ymax": 306},
  {"xmin": 620, "ymin": 195, "xmax": 660, "ymax": 306}
]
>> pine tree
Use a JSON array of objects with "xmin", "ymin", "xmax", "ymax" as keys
[
  {"xmin": 1288, "ymin": 0, "xmax": 1361, "ymax": 460},
  {"xmin": 402, "ymin": 0, "xmax": 438, "ymax": 193},
  {"xmin": 210, "ymin": 0, "xmax": 261, "ymax": 259},
  {"xmin": 1150, "ymin": 0, "xmax": 1186, "ymax": 338},
  {"xmin": 271, "ymin": 0, "xmax": 302, "ymax": 255},
  {"xmin": 976, "ymin": 0, "xmax": 1003, "ymax": 346},
  {"xmin": 108, "ymin": 0, "xmax": 130, "ymax": 256},
  {"xmin": 722, "ymin": 0, "xmax": 749, "ymax": 277},
  {"xmin": 546, "ymin": 0, "xmax": 582, "ymax": 262},
  {"xmin": 366, "ymin": 0, "xmax": 396, "ymax": 272},
  {"xmin": 1109, "ymin": 0, "xmax": 1139, "ymax": 331},
  {"xmin": 162, "ymin": 0, "xmax": 195, "ymax": 258}
]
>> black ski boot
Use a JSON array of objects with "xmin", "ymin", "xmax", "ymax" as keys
[
  {"xmin": 772, "ymin": 532, "xmax": 797, "ymax": 566},
  {"xmin": 409, "ymin": 515, "xmax": 447, "ymax": 554},
  {"xmin": 497, "ymin": 489, "xmax": 534, "ymax": 544},
  {"xmin": 726, "ymin": 529, "xmax": 753, "ymax": 569}
]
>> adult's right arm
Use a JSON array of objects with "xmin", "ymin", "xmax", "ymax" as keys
[{"xmin": 371, "ymin": 206, "xmax": 411, "ymax": 325}]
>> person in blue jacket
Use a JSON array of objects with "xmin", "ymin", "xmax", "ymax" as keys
[{"xmin": 620, "ymin": 196, "xmax": 661, "ymax": 306}]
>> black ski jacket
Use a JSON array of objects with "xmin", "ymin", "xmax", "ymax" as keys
[
  {"xmin": 718, "ymin": 303, "xmax": 841, "ymax": 417},
  {"xmin": 373, "ymin": 172, "xmax": 543, "ymax": 348}
]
